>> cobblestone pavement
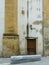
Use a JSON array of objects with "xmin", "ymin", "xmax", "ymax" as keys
[{"xmin": 0, "ymin": 57, "xmax": 49, "ymax": 65}]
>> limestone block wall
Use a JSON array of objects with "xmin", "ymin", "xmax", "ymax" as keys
[
  {"xmin": 18, "ymin": 0, "xmax": 27, "ymax": 54},
  {"xmin": 18, "ymin": 0, "xmax": 43, "ymax": 55},
  {"xmin": 43, "ymin": 0, "xmax": 49, "ymax": 56},
  {"xmin": 44, "ymin": 25, "xmax": 49, "ymax": 56},
  {"xmin": 2, "ymin": 0, "xmax": 19, "ymax": 57},
  {"xmin": 43, "ymin": 0, "xmax": 49, "ymax": 24},
  {"xmin": 0, "ymin": 0, "xmax": 49, "ymax": 56},
  {"xmin": 5, "ymin": 0, "xmax": 18, "ymax": 34},
  {"xmin": 28, "ymin": 0, "xmax": 43, "ymax": 55},
  {"xmin": 3, "ymin": 34, "xmax": 19, "ymax": 57}
]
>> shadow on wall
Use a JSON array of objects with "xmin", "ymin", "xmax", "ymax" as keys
[{"xmin": 0, "ymin": 0, "xmax": 5, "ymax": 56}]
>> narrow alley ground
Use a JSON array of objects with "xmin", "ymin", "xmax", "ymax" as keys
[{"xmin": 0, "ymin": 57, "xmax": 49, "ymax": 65}]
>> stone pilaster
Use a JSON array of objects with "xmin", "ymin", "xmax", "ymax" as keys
[
  {"xmin": 2, "ymin": 0, "xmax": 19, "ymax": 57},
  {"xmin": 5, "ymin": 0, "xmax": 18, "ymax": 33},
  {"xmin": 43, "ymin": 0, "xmax": 49, "ymax": 56},
  {"xmin": 3, "ymin": 34, "xmax": 19, "ymax": 57}
]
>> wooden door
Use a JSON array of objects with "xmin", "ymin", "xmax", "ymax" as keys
[{"xmin": 27, "ymin": 38, "xmax": 36, "ymax": 55}]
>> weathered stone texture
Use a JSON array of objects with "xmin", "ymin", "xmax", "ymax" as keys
[
  {"xmin": 43, "ymin": 0, "xmax": 49, "ymax": 24},
  {"xmin": 5, "ymin": 0, "xmax": 18, "ymax": 34},
  {"xmin": 43, "ymin": 0, "xmax": 49, "ymax": 56},
  {"xmin": 2, "ymin": 35, "xmax": 19, "ymax": 57},
  {"xmin": 44, "ymin": 25, "xmax": 49, "ymax": 56},
  {"xmin": 2, "ymin": 0, "xmax": 19, "ymax": 57}
]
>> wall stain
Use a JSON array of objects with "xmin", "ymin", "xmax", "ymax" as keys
[
  {"xmin": 39, "ymin": 29, "xmax": 42, "ymax": 34},
  {"xmin": 33, "ymin": 21, "xmax": 42, "ymax": 25}
]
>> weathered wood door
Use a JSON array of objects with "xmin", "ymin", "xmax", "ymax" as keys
[{"xmin": 27, "ymin": 38, "xmax": 36, "ymax": 55}]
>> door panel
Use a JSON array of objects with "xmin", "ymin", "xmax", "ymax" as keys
[{"xmin": 27, "ymin": 39, "xmax": 36, "ymax": 55}]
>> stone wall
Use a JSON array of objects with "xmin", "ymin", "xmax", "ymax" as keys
[
  {"xmin": 0, "ymin": 0, "xmax": 5, "ymax": 57},
  {"xmin": 18, "ymin": 0, "xmax": 43, "ymax": 55},
  {"xmin": 2, "ymin": 0, "xmax": 19, "ymax": 57},
  {"xmin": 43, "ymin": 0, "xmax": 49, "ymax": 56},
  {"xmin": 5, "ymin": 0, "xmax": 18, "ymax": 34},
  {"xmin": 2, "ymin": 34, "xmax": 19, "ymax": 57},
  {"xmin": 0, "ymin": 0, "xmax": 49, "ymax": 57},
  {"xmin": 44, "ymin": 25, "xmax": 49, "ymax": 56},
  {"xmin": 18, "ymin": 0, "xmax": 27, "ymax": 54}
]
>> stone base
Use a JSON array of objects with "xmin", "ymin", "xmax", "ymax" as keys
[
  {"xmin": 44, "ymin": 25, "xmax": 49, "ymax": 56},
  {"xmin": 2, "ymin": 34, "xmax": 20, "ymax": 57}
]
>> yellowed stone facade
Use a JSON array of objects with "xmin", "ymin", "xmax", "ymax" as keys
[
  {"xmin": 2, "ymin": 0, "xmax": 49, "ymax": 57},
  {"xmin": 5, "ymin": 0, "xmax": 18, "ymax": 33},
  {"xmin": 43, "ymin": 0, "xmax": 49, "ymax": 56},
  {"xmin": 2, "ymin": 0, "xmax": 19, "ymax": 57},
  {"xmin": 3, "ymin": 34, "xmax": 19, "ymax": 57},
  {"xmin": 43, "ymin": 0, "xmax": 49, "ymax": 24}
]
